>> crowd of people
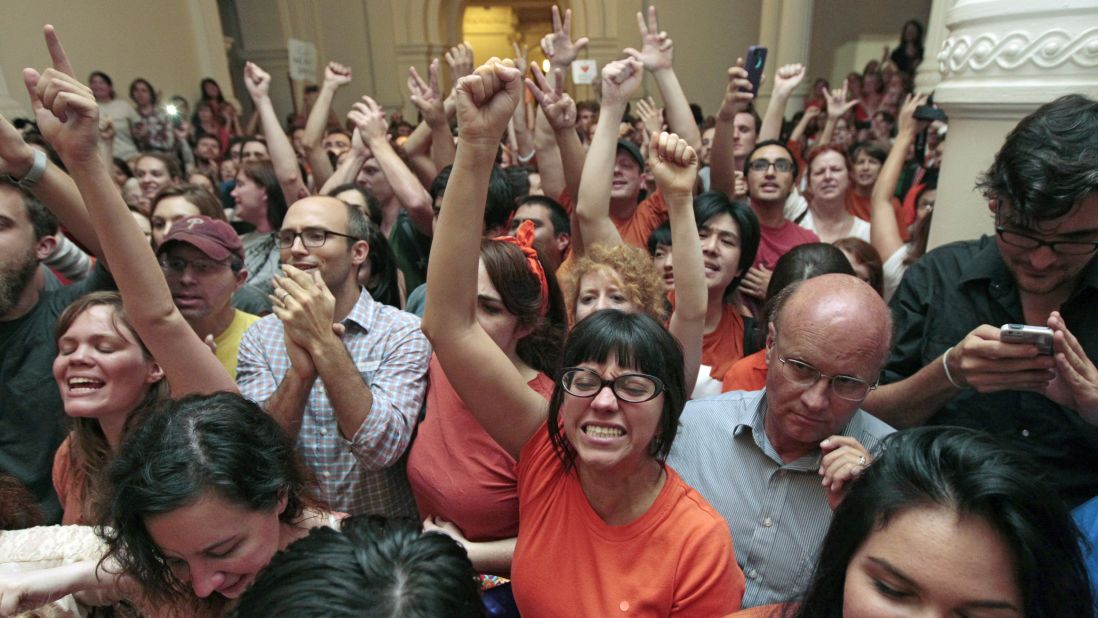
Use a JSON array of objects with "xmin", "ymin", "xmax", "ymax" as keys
[{"xmin": 0, "ymin": 7, "xmax": 1096, "ymax": 616}]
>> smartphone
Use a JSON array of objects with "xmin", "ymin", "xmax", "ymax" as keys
[
  {"xmin": 744, "ymin": 46, "xmax": 768, "ymax": 96},
  {"xmin": 913, "ymin": 105, "xmax": 947, "ymax": 122},
  {"xmin": 1000, "ymin": 324, "xmax": 1054, "ymax": 355}
]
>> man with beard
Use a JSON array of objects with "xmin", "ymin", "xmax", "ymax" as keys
[{"xmin": 0, "ymin": 179, "xmax": 113, "ymax": 523}]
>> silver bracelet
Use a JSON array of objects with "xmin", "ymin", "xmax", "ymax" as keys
[
  {"xmin": 516, "ymin": 149, "xmax": 536, "ymax": 163},
  {"xmin": 9, "ymin": 149, "xmax": 48, "ymax": 189},
  {"xmin": 942, "ymin": 346, "xmax": 965, "ymax": 389}
]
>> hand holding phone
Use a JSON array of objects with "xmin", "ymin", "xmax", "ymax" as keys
[
  {"xmin": 744, "ymin": 46, "xmax": 767, "ymax": 96},
  {"xmin": 1000, "ymin": 324, "xmax": 1054, "ymax": 356}
]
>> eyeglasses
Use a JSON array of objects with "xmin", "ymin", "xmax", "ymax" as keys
[
  {"xmin": 776, "ymin": 356, "xmax": 877, "ymax": 401},
  {"xmin": 995, "ymin": 226, "xmax": 1098, "ymax": 256},
  {"xmin": 560, "ymin": 367, "xmax": 665, "ymax": 403},
  {"xmin": 278, "ymin": 228, "xmax": 361, "ymax": 249},
  {"xmin": 159, "ymin": 255, "xmax": 232, "ymax": 275},
  {"xmin": 748, "ymin": 158, "xmax": 794, "ymax": 174}
]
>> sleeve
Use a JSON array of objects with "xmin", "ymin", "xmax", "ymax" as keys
[
  {"xmin": 235, "ymin": 319, "xmax": 280, "ymax": 404},
  {"xmin": 347, "ymin": 319, "xmax": 431, "ymax": 470},
  {"xmin": 43, "ymin": 235, "xmax": 91, "ymax": 282},
  {"xmin": 671, "ymin": 506, "xmax": 745, "ymax": 615},
  {"xmin": 51, "ymin": 437, "xmax": 73, "ymax": 506}
]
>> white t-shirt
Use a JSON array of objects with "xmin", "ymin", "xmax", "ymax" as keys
[
  {"xmin": 883, "ymin": 243, "xmax": 912, "ymax": 302},
  {"xmin": 98, "ymin": 99, "xmax": 141, "ymax": 161},
  {"xmin": 797, "ymin": 210, "xmax": 871, "ymax": 243}
]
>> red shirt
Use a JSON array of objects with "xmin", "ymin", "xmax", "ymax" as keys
[
  {"xmin": 559, "ymin": 189, "xmax": 669, "ymax": 250},
  {"xmin": 406, "ymin": 355, "xmax": 554, "ymax": 541},
  {"xmin": 703, "ymin": 304, "xmax": 747, "ymax": 381},
  {"xmin": 752, "ymin": 219, "xmax": 820, "ymax": 269},
  {"xmin": 722, "ymin": 349, "xmax": 769, "ymax": 393}
]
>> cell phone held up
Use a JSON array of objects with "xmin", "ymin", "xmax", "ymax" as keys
[
  {"xmin": 744, "ymin": 46, "xmax": 767, "ymax": 96},
  {"xmin": 1000, "ymin": 324, "xmax": 1054, "ymax": 356}
]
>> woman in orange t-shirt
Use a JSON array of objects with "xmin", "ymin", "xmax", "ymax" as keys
[{"xmin": 423, "ymin": 62, "xmax": 744, "ymax": 617}]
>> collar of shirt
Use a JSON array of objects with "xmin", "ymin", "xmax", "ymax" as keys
[{"xmin": 342, "ymin": 287, "xmax": 377, "ymax": 334}]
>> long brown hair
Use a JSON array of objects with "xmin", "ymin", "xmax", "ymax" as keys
[{"xmin": 54, "ymin": 292, "xmax": 169, "ymax": 522}]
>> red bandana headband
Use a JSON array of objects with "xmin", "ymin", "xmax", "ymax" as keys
[{"xmin": 493, "ymin": 219, "xmax": 549, "ymax": 316}]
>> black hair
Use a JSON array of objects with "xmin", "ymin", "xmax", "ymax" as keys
[
  {"xmin": 129, "ymin": 77, "xmax": 158, "ymax": 105},
  {"xmin": 977, "ymin": 94, "xmax": 1098, "ymax": 227},
  {"xmin": 1, "ymin": 179, "xmax": 58, "ymax": 239},
  {"xmin": 693, "ymin": 192, "xmax": 761, "ymax": 298},
  {"xmin": 517, "ymin": 194, "xmax": 570, "ymax": 236},
  {"xmin": 745, "ymin": 139, "xmax": 800, "ymax": 179},
  {"xmin": 199, "ymin": 78, "xmax": 226, "ymax": 104},
  {"xmin": 849, "ymin": 141, "xmax": 888, "ymax": 165},
  {"xmin": 328, "ymin": 183, "xmax": 383, "ymax": 227},
  {"xmin": 99, "ymin": 392, "xmax": 317, "ymax": 603},
  {"xmin": 790, "ymin": 427, "xmax": 1095, "ymax": 618},
  {"xmin": 89, "ymin": 71, "xmax": 115, "ymax": 99},
  {"xmin": 646, "ymin": 221, "xmax": 672, "ymax": 256},
  {"xmin": 755, "ymin": 243, "xmax": 855, "ymax": 348},
  {"xmin": 230, "ymin": 516, "xmax": 484, "ymax": 617},
  {"xmin": 430, "ymin": 165, "xmax": 515, "ymax": 233},
  {"xmin": 547, "ymin": 310, "xmax": 685, "ymax": 471},
  {"xmin": 362, "ymin": 220, "xmax": 403, "ymax": 309},
  {"xmin": 112, "ymin": 157, "xmax": 134, "ymax": 179}
]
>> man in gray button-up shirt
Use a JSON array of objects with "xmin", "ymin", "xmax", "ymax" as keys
[{"xmin": 668, "ymin": 274, "xmax": 895, "ymax": 608}]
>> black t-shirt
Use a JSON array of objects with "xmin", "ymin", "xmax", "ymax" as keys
[
  {"xmin": 0, "ymin": 264, "xmax": 115, "ymax": 524},
  {"xmin": 882, "ymin": 236, "xmax": 1098, "ymax": 507}
]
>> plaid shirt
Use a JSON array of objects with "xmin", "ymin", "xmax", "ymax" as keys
[{"xmin": 237, "ymin": 288, "xmax": 430, "ymax": 517}]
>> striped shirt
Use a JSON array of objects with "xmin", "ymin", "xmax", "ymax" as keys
[
  {"xmin": 237, "ymin": 288, "xmax": 430, "ymax": 517},
  {"xmin": 667, "ymin": 389, "xmax": 894, "ymax": 608}
]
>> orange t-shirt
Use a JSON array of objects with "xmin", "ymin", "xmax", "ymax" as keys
[
  {"xmin": 721, "ymin": 349, "xmax": 769, "ymax": 393},
  {"xmin": 512, "ymin": 422, "xmax": 745, "ymax": 616},
  {"xmin": 406, "ymin": 355, "xmax": 554, "ymax": 541},
  {"xmin": 52, "ymin": 435, "xmax": 88, "ymax": 525},
  {"xmin": 558, "ymin": 189, "xmax": 669, "ymax": 250},
  {"xmin": 703, "ymin": 304, "xmax": 747, "ymax": 381},
  {"xmin": 729, "ymin": 603, "xmax": 788, "ymax": 617}
]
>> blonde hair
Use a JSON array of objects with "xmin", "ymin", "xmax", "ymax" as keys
[{"xmin": 564, "ymin": 243, "xmax": 666, "ymax": 324}]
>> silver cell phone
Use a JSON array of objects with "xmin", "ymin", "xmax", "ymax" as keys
[{"xmin": 1000, "ymin": 324, "xmax": 1054, "ymax": 355}]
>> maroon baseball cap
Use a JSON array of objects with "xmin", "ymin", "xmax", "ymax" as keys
[{"xmin": 156, "ymin": 215, "xmax": 244, "ymax": 262}]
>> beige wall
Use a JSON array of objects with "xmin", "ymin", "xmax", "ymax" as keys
[
  {"xmin": 808, "ymin": 0, "xmax": 931, "ymax": 86},
  {"xmin": 0, "ymin": 0, "xmax": 232, "ymax": 119}
]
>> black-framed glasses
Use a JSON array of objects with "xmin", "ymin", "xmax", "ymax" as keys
[
  {"xmin": 748, "ymin": 158, "xmax": 794, "ymax": 174},
  {"xmin": 278, "ymin": 228, "xmax": 362, "ymax": 249},
  {"xmin": 158, "ymin": 255, "xmax": 232, "ymax": 276},
  {"xmin": 560, "ymin": 367, "xmax": 665, "ymax": 403},
  {"xmin": 776, "ymin": 356, "xmax": 877, "ymax": 401},
  {"xmin": 994, "ymin": 212, "xmax": 1098, "ymax": 256}
]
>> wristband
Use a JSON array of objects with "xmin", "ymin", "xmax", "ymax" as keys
[
  {"xmin": 516, "ymin": 150, "xmax": 536, "ymax": 164},
  {"xmin": 8, "ymin": 149, "xmax": 48, "ymax": 189},
  {"xmin": 942, "ymin": 346, "xmax": 965, "ymax": 389}
]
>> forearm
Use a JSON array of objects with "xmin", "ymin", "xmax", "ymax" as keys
[
  {"xmin": 408, "ymin": 153, "xmax": 438, "ymax": 189},
  {"xmin": 264, "ymin": 369, "xmax": 314, "ymax": 440},
  {"xmin": 28, "ymin": 162, "xmax": 104, "ymax": 258},
  {"xmin": 402, "ymin": 121, "xmax": 432, "ymax": 158},
  {"xmin": 427, "ymin": 121, "xmax": 456, "ymax": 171},
  {"xmin": 666, "ymin": 190, "xmax": 705, "ymax": 394},
  {"xmin": 818, "ymin": 116, "xmax": 837, "ymax": 146},
  {"xmin": 319, "ymin": 151, "xmax": 367, "ymax": 195},
  {"xmin": 302, "ymin": 84, "xmax": 338, "ymax": 150},
  {"xmin": 555, "ymin": 125, "xmax": 585, "ymax": 202},
  {"xmin": 709, "ymin": 119, "xmax": 737, "ymax": 197},
  {"xmin": 789, "ymin": 113, "xmax": 813, "ymax": 143},
  {"xmin": 652, "ymin": 69, "xmax": 701, "ymax": 150},
  {"xmin": 311, "ymin": 338, "xmax": 373, "ymax": 441},
  {"xmin": 255, "ymin": 97, "xmax": 308, "ymax": 201},
  {"xmin": 870, "ymin": 132, "xmax": 912, "ymax": 259},
  {"xmin": 512, "ymin": 100, "xmax": 535, "ymax": 163},
  {"xmin": 463, "ymin": 537, "xmax": 516, "ymax": 577},
  {"xmin": 863, "ymin": 357, "xmax": 960, "ymax": 428},
  {"xmin": 306, "ymin": 147, "xmax": 335, "ymax": 191},
  {"xmin": 575, "ymin": 102, "xmax": 626, "ymax": 245},
  {"xmin": 533, "ymin": 111, "xmax": 565, "ymax": 199},
  {"xmin": 365, "ymin": 136, "xmax": 434, "ymax": 234},
  {"xmin": 759, "ymin": 91, "xmax": 792, "ymax": 143}
]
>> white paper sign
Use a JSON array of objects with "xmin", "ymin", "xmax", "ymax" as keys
[
  {"xmin": 572, "ymin": 59, "xmax": 598, "ymax": 85},
  {"xmin": 287, "ymin": 38, "xmax": 318, "ymax": 82}
]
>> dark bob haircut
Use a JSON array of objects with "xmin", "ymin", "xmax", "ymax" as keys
[
  {"xmin": 977, "ymin": 94, "xmax": 1098, "ymax": 227},
  {"xmin": 98, "ymin": 392, "xmax": 316, "ymax": 602},
  {"xmin": 230, "ymin": 516, "xmax": 484, "ymax": 618},
  {"xmin": 547, "ymin": 310, "xmax": 685, "ymax": 471},
  {"xmin": 791, "ymin": 427, "xmax": 1094, "ymax": 618},
  {"xmin": 694, "ymin": 191, "xmax": 761, "ymax": 299}
]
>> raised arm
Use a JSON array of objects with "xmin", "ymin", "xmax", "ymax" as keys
[
  {"xmin": 318, "ymin": 125, "xmax": 368, "ymax": 195},
  {"xmin": 355, "ymin": 96, "xmax": 434, "ymax": 235},
  {"xmin": 710, "ymin": 61, "xmax": 754, "ymax": 198},
  {"xmin": 789, "ymin": 105, "xmax": 820, "ymax": 144},
  {"xmin": 0, "ymin": 112, "xmax": 102, "ymax": 258},
  {"xmin": 408, "ymin": 59, "xmax": 456, "ymax": 172},
  {"xmin": 817, "ymin": 83, "xmax": 859, "ymax": 147},
  {"xmin": 651, "ymin": 132, "xmax": 706, "ymax": 395},
  {"xmin": 871, "ymin": 93, "xmax": 927, "ymax": 261},
  {"xmin": 27, "ymin": 25, "xmax": 234, "ymax": 397},
  {"xmin": 421, "ymin": 58, "xmax": 547, "ymax": 460},
  {"xmin": 302, "ymin": 62, "xmax": 353, "ymax": 190},
  {"xmin": 527, "ymin": 64, "xmax": 585, "ymax": 202},
  {"xmin": 758, "ymin": 63, "xmax": 805, "ymax": 142},
  {"xmin": 624, "ymin": 6, "xmax": 700, "ymax": 151},
  {"xmin": 541, "ymin": 6, "xmax": 589, "ymax": 77},
  {"xmin": 573, "ymin": 58, "xmax": 644, "ymax": 253},
  {"xmin": 243, "ymin": 61, "xmax": 309, "ymax": 202}
]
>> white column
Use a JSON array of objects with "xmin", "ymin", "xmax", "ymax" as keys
[
  {"xmin": 0, "ymin": 64, "xmax": 27, "ymax": 120},
  {"xmin": 756, "ymin": 0, "xmax": 814, "ymax": 112},
  {"xmin": 913, "ymin": 0, "xmax": 954, "ymax": 94},
  {"xmin": 928, "ymin": 0, "xmax": 1098, "ymax": 249}
]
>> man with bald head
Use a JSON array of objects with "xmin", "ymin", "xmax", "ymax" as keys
[
  {"xmin": 668, "ymin": 274, "xmax": 895, "ymax": 608},
  {"xmin": 237, "ymin": 196, "xmax": 430, "ymax": 518}
]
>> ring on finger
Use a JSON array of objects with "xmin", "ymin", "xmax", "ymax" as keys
[{"xmin": 857, "ymin": 455, "xmax": 867, "ymax": 466}]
